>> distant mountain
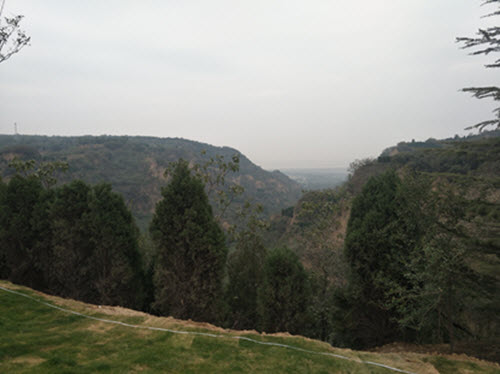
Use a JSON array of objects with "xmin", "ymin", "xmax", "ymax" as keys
[
  {"xmin": 0, "ymin": 135, "xmax": 302, "ymax": 229},
  {"xmin": 280, "ymin": 168, "xmax": 348, "ymax": 190}
]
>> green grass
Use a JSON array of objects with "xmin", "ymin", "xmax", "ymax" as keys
[{"xmin": 1, "ymin": 281, "xmax": 499, "ymax": 373}]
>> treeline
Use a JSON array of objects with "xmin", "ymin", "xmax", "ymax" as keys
[
  {"xmin": 1, "ymin": 157, "xmax": 498, "ymax": 360},
  {"xmin": 337, "ymin": 170, "xmax": 498, "ymax": 347},
  {"xmin": 0, "ymin": 158, "xmax": 316, "ymax": 337},
  {"xmin": 0, "ymin": 168, "xmax": 145, "ymax": 309},
  {"xmin": 267, "ymin": 150, "xmax": 500, "ymax": 360}
]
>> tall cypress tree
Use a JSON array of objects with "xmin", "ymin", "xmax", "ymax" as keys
[
  {"xmin": 337, "ymin": 170, "xmax": 425, "ymax": 348},
  {"xmin": 0, "ymin": 177, "xmax": 9, "ymax": 278},
  {"xmin": 85, "ymin": 183, "xmax": 145, "ymax": 309},
  {"xmin": 150, "ymin": 159, "xmax": 227, "ymax": 323},
  {"xmin": 47, "ymin": 180, "xmax": 94, "ymax": 301},
  {"xmin": 225, "ymin": 228, "xmax": 267, "ymax": 330},
  {"xmin": 0, "ymin": 175, "xmax": 45, "ymax": 288},
  {"xmin": 258, "ymin": 246, "xmax": 310, "ymax": 334}
]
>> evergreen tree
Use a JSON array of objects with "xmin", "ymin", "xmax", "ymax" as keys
[
  {"xmin": 46, "ymin": 181, "xmax": 145, "ymax": 308},
  {"xmin": 388, "ymin": 180, "xmax": 489, "ymax": 351},
  {"xmin": 0, "ymin": 177, "xmax": 8, "ymax": 278},
  {"xmin": 47, "ymin": 180, "xmax": 94, "ymax": 301},
  {"xmin": 457, "ymin": 0, "xmax": 500, "ymax": 130},
  {"xmin": 85, "ymin": 183, "xmax": 145, "ymax": 309},
  {"xmin": 150, "ymin": 159, "xmax": 227, "ymax": 323},
  {"xmin": 225, "ymin": 223, "xmax": 267, "ymax": 330},
  {"xmin": 337, "ymin": 170, "xmax": 427, "ymax": 348},
  {"xmin": 258, "ymin": 246, "xmax": 310, "ymax": 334},
  {"xmin": 0, "ymin": 175, "xmax": 44, "ymax": 288}
]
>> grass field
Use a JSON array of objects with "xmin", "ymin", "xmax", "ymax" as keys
[{"xmin": 0, "ymin": 280, "xmax": 499, "ymax": 374}]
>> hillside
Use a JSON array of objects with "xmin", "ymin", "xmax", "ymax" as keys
[
  {"xmin": 267, "ymin": 133, "xmax": 500, "ymax": 360},
  {"xmin": 0, "ymin": 135, "xmax": 302, "ymax": 228},
  {"xmin": 271, "ymin": 133, "xmax": 500, "ymax": 264},
  {"xmin": 1, "ymin": 281, "xmax": 499, "ymax": 374}
]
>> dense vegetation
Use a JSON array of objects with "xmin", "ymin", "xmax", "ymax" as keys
[
  {"xmin": 0, "ymin": 135, "xmax": 302, "ymax": 229},
  {"xmin": 150, "ymin": 160, "xmax": 227, "ymax": 322},
  {"xmin": 0, "ymin": 171, "xmax": 145, "ymax": 310},
  {"xmin": 0, "ymin": 156, "xmax": 313, "ymax": 339},
  {"xmin": 267, "ymin": 133, "xmax": 500, "ymax": 361},
  {"xmin": 0, "ymin": 132, "xmax": 499, "ymax": 364}
]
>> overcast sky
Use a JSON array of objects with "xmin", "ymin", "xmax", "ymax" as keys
[{"xmin": 0, "ymin": 1, "xmax": 498, "ymax": 169}]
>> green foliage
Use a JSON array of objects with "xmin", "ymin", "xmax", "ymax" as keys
[
  {"xmin": 338, "ymin": 171, "xmax": 430, "ymax": 348},
  {"xmin": 387, "ymin": 180, "xmax": 499, "ymax": 349},
  {"xmin": 0, "ymin": 164, "xmax": 146, "ymax": 310},
  {"xmin": 40, "ymin": 181, "xmax": 145, "ymax": 309},
  {"xmin": 8, "ymin": 158, "xmax": 68, "ymax": 189},
  {"xmin": 258, "ymin": 247, "xmax": 310, "ymax": 335},
  {"xmin": 45, "ymin": 180, "xmax": 94, "ymax": 300},
  {"xmin": 84, "ymin": 184, "xmax": 145, "ymax": 309},
  {"xmin": 337, "ymin": 166, "xmax": 500, "ymax": 351},
  {"xmin": 150, "ymin": 159, "xmax": 227, "ymax": 322},
  {"xmin": 225, "ymin": 225, "xmax": 267, "ymax": 330},
  {"xmin": 0, "ymin": 135, "xmax": 303, "ymax": 231},
  {"xmin": 0, "ymin": 175, "xmax": 45, "ymax": 288},
  {"xmin": 388, "ymin": 138, "xmax": 500, "ymax": 176},
  {"xmin": 0, "ymin": 177, "xmax": 7, "ymax": 278}
]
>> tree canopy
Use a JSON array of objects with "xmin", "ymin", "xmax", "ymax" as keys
[{"xmin": 150, "ymin": 159, "xmax": 227, "ymax": 323}]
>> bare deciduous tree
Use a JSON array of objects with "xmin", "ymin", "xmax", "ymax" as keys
[{"xmin": 0, "ymin": 0, "xmax": 30, "ymax": 64}]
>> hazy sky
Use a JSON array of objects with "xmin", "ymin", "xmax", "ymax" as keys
[{"xmin": 0, "ymin": 1, "xmax": 498, "ymax": 169}]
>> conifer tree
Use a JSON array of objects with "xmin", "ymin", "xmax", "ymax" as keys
[
  {"xmin": 46, "ymin": 180, "xmax": 94, "ymax": 300},
  {"xmin": 457, "ymin": 0, "xmax": 500, "ymax": 130},
  {"xmin": 225, "ymin": 221, "xmax": 267, "ymax": 330},
  {"xmin": 150, "ymin": 159, "xmax": 227, "ymax": 323},
  {"xmin": 258, "ymin": 246, "xmax": 310, "ymax": 334},
  {"xmin": 0, "ymin": 177, "xmax": 8, "ymax": 278},
  {"xmin": 0, "ymin": 175, "xmax": 44, "ymax": 287},
  {"xmin": 337, "ymin": 170, "xmax": 426, "ymax": 348},
  {"xmin": 86, "ymin": 183, "xmax": 145, "ymax": 309}
]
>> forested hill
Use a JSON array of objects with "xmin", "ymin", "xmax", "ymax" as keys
[
  {"xmin": 0, "ymin": 135, "xmax": 302, "ymax": 228},
  {"xmin": 267, "ymin": 132, "xmax": 500, "ymax": 361}
]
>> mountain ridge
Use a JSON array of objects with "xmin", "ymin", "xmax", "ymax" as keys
[{"xmin": 0, "ymin": 134, "xmax": 303, "ymax": 229}]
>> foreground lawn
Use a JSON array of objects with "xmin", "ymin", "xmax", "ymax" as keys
[{"xmin": 0, "ymin": 281, "xmax": 498, "ymax": 374}]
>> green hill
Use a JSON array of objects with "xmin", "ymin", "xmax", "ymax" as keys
[
  {"xmin": 0, "ymin": 135, "xmax": 302, "ymax": 229},
  {"xmin": 1, "ymin": 280, "xmax": 499, "ymax": 374},
  {"xmin": 271, "ymin": 132, "xmax": 500, "ymax": 266},
  {"xmin": 266, "ymin": 133, "xmax": 500, "ymax": 360}
]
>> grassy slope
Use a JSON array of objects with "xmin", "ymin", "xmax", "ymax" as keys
[{"xmin": 1, "ymin": 281, "xmax": 499, "ymax": 374}]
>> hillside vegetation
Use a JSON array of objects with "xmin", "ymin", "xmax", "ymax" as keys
[
  {"xmin": 0, "ymin": 135, "xmax": 302, "ymax": 228},
  {"xmin": 1, "ymin": 132, "xmax": 499, "ymax": 365},
  {"xmin": 1, "ymin": 281, "xmax": 499, "ymax": 374},
  {"xmin": 268, "ymin": 133, "xmax": 500, "ymax": 360}
]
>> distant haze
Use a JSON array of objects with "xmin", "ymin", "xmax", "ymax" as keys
[{"xmin": 0, "ymin": 0, "xmax": 497, "ymax": 169}]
